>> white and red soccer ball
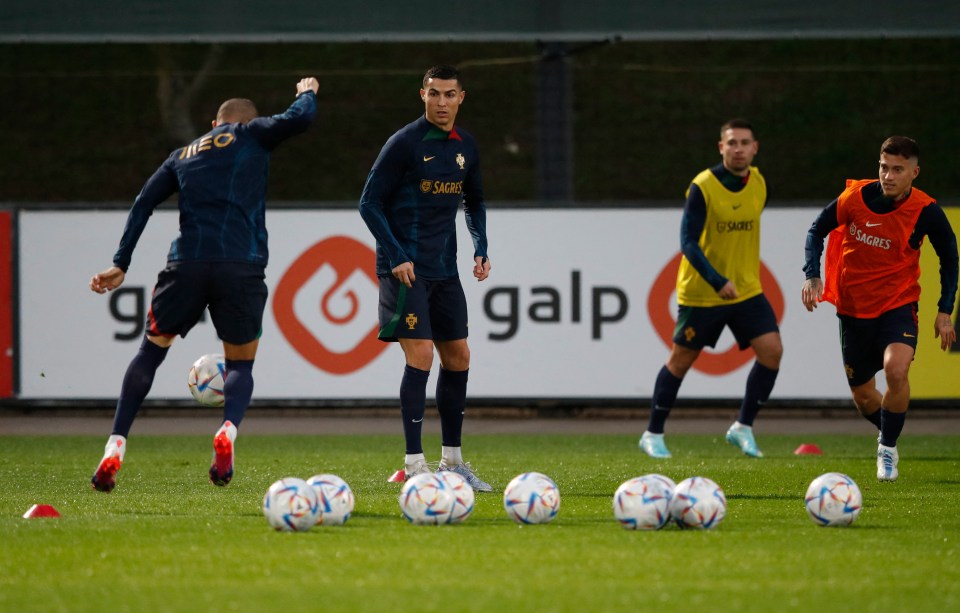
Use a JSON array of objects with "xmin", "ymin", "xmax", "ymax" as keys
[
  {"xmin": 668, "ymin": 476, "xmax": 726, "ymax": 529},
  {"xmin": 613, "ymin": 474, "xmax": 674, "ymax": 530},
  {"xmin": 503, "ymin": 472, "xmax": 560, "ymax": 525},
  {"xmin": 187, "ymin": 353, "xmax": 226, "ymax": 407},
  {"xmin": 804, "ymin": 472, "xmax": 862, "ymax": 527},
  {"xmin": 307, "ymin": 474, "xmax": 355, "ymax": 526},
  {"xmin": 262, "ymin": 477, "xmax": 321, "ymax": 532}
]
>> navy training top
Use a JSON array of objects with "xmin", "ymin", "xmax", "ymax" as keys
[
  {"xmin": 112, "ymin": 91, "xmax": 317, "ymax": 272},
  {"xmin": 358, "ymin": 115, "xmax": 488, "ymax": 280}
]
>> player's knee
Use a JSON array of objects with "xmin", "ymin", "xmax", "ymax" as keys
[
  {"xmin": 884, "ymin": 362, "xmax": 911, "ymax": 390},
  {"xmin": 438, "ymin": 342, "xmax": 470, "ymax": 371}
]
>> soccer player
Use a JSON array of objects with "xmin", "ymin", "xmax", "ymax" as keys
[
  {"xmin": 801, "ymin": 136, "xmax": 957, "ymax": 482},
  {"xmin": 359, "ymin": 65, "xmax": 493, "ymax": 492},
  {"xmin": 640, "ymin": 119, "xmax": 782, "ymax": 459},
  {"xmin": 88, "ymin": 77, "xmax": 319, "ymax": 492}
]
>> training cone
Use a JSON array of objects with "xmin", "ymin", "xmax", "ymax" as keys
[
  {"xmin": 23, "ymin": 504, "xmax": 61, "ymax": 518},
  {"xmin": 794, "ymin": 443, "xmax": 823, "ymax": 455},
  {"xmin": 387, "ymin": 469, "xmax": 406, "ymax": 483}
]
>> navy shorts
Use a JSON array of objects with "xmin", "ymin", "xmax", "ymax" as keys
[
  {"xmin": 838, "ymin": 302, "xmax": 918, "ymax": 387},
  {"xmin": 147, "ymin": 261, "xmax": 267, "ymax": 344},
  {"xmin": 673, "ymin": 294, "xmax": 779, "ymax": 350},
  {"xmin": 377, "ymin": 275, "xmax": 468, "ymax": 342}
]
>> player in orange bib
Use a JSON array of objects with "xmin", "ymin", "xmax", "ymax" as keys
[{"xmin": 802, "ymin": 136, "xmax": 958, "ymax": 482}]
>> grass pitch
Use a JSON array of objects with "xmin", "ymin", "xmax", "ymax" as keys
[{"xmin": 1, "ymin": 432, "xmax": 958, "ymax": 612}]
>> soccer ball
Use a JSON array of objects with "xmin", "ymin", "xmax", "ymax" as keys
[
  {"xmin": 503, "ymin": 472, "xmax": 560, "ymax": 525},
  {"xmin": 436, "ymin": 470, "xmax": 475, "ymax": 524},
  {"xmin": 187, "ymin": 353, "xmax": 226, "ymax": 407},
  {"xmin": 306, "ymin": 474, "xmax": 355, "ymax": 526},
  {"xmin": 646, "ymin": 473, "xmax": 677, "ymax": 493},
  {"xmin": 804, "ymin": 472, "xmax": 862, "ymax": 527},
  {"xmin": 669, "ymin": 476, "xmax": 726, "ymax": 529},
  {"xmin": 613, "ymin": 474, "xmax": 674, "ymax": 530},
  {"xmin": 399, "ymin": 473, "xmax": 456, "ymax": 525},
  {"xmin": 262, "ymin": 477, "xmax": 321, "ymax": 532}
]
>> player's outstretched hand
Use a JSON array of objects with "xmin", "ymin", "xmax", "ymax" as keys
[
  {"xmin": 297, "ymin": 77, "xmax": 319, "ymax": 95},
  {"xmin": 392, "ymin": 262, "xmax": 415, "ymax": 288},
  {"xmin": 90, "ymin": 266, "xmax": 126, "ymax": 294},
  {"xmin": 801, "ymin": 278, "xmax": 823, "ymax": 312},
  {"xmin": 473, "ymin": 256, "xmax": 490, "ymax": 282},
  {"xmin": 934, "ymin": 312, "xmax": 956, "ymax": 351}
]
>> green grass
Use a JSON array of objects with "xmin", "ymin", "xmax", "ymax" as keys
[{"xmin": 1, "ymin": 433, "xmax": 958, "ymax": 612}]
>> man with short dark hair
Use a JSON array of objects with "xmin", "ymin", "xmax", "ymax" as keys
[
  {"xmin": 640, "ymin": 119, "xmax": 783, "ymax": 459},
  {"xmin": 802, "ymin": 135, "xmax": 957, "ymax": 482},
  {"xmin": 89, "ymin": 77, "xmax": 319, "ymax": 492},
  {"xmin": 359, "ymin": 64, "xmax": 493, "ymax": 491}
]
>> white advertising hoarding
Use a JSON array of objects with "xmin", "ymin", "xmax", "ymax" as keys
[{"xmin": 19, "ymin": 208, "xmax": 853, "ymax": 399}]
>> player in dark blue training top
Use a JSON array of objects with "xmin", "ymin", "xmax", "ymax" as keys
[
  {"xmin": 88, "ymin": 77, "xmax": 319, "ymax": 492},
  {"xmin": 359, "ymin": 64, "xmax": 493, "ymax": 491}
]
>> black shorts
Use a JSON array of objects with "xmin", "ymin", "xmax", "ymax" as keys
[
  {"xmin": 377, "ymin": 275, "xmax": 468, "ymax": 342},
  {"xmin": 147, "ymin": 261, "xmax": 267, "ymax": 344},
  {"xmin": 673, "ymin": 294, "xmax": 779, "ymax": 350},
  {"xmin": 838, "ymin": 302, "xmax": 918, "ymax": 387}
]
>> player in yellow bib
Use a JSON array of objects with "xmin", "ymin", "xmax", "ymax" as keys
[{"xmin": 640, "ymin": 119, "xmax": 782, "ymax": 459}]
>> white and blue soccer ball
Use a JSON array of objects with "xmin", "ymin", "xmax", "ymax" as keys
[
  {"xmin": 187, "ymin": 353, "xmax": 226, "ymax": 407},
  {"xmin": 804, "ymin": 472, "xmax": 862, "ymax": 527},
  {"xmin": 399, "ymin": 473, "xmax": 456, "ymax": 525},
  {"xmin": 503, "ymin": 472, "xmax": 560, "ymax": 525},
  {"xmin": 307, "ymin": 474, "xmax": 355, "ymax": 526},
  {"xmin": 436, "ymin": 471, "xmax": 475, "ymax": 524},
  {"xmin": 613, "ymin": 474, "xmax": 674, "ymax": 530},
  {"xmin": 668, "ymin": 476, "xmax": 726, "ymax": 529},
  {"xmin": 262, "ymin": 477, "xmax": 321, "ymax": 532}
]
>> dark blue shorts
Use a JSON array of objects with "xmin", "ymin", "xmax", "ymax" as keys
[
  {"xmin": 673, "ymin": 293, "xmax": 779, "ymax": 350},
  {"xmin": 147, "ymin": 261, "xmax": 267, "ymax": 344},
  {"xmin": 838, "ymin": 302, "xmax": 918, "ymax": 387},
  {"xmin": 377, "ymin": 275, "xmax": 468, "ymax": 342}
]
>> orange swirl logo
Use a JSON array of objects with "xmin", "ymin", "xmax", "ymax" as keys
[
  {"xmin": 272, "ymin": 236, "xmax": 386, "ymax": 374},
  {"xmin": 647, "ymin": 253, "xmax": 785, "ymax": 375}
]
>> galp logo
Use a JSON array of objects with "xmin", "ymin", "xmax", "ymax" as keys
[
  {"xmin": 647, "ymin": 253, "xmax": 785, "ymax": 375},
  {"xmin": 273, "ymin": 236, "xmax": 386, "ymax": 374}
]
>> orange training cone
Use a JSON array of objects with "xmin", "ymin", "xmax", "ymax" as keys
[
  {"xmin": 387, "ymin": 469, "xmax": 406, "ymax": 483},
  {"xmin": 23, "ymin": 504, "xmax": 61, "ymax": 518},
  {"xmin": 794, "ymin": 443, "xmax": 823, "ymax": 455}
]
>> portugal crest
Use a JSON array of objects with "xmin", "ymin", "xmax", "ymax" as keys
[{"xmin": 455, "ymin": 153, "xmax": 465, "ymax": 170}]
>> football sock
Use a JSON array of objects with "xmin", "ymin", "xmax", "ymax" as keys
[
  {"xmin": 647, "ymin": 365, "xmax": 682, "ymax": 434},
  {"xmin": 103, "ymin": 434, "xmax": 127, "ymax": 461},
  {"xmin": 879, "ymin": 408, "xmax": 907, "ymax": 447},
  {"xmin": 222, "ymin": 359, "xmax": 254, "ymax": 427},
  {"xmin": 400, "ymin": 365, "xmax": 430, "ymax": 454},
  {"xmin": 441, "ymin": 445, "xmax": 463, "ymax": 466},
  {"xmin": 437, "ymin": 368, "xmax": 468, "ymax": 447},
  {"xmin": 404, "ymin": 453, "xmax": 426, "ymax": 466},
  {"xmin": 861, "ymin": 409, "xmax": 883, "ymax": 429},
  {"xmin": 739, "ymin": 362, "xmax": 779, "ymax": 426},
  {"xmin": 216, "ymin": 420, "xmax": 238, "ymax": 443},
  {"xmin": 111, "ymin": 337, "xmax": 169, "ymax": 437}
]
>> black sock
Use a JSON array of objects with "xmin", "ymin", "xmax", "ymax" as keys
[
  {"xmin": 648, "ymin": 365, "xmax": 683, "ymax": 434},
  {"xmin": 437, "ymin": 368, "xmax": 468, "ymax": 447},
  {"xmin": 111, "ymin": 337, "xmax": 169, "ymax": 437},
  {"xmin": 879, "ymin": 408, "xmax": 907, "ymax": 447},
  {"xmin": 400, "ymin": 365, "xmax": 430, "ymax": 454},
  {"xmin": 738, "ymin": 362, "xmax": 779, "ymax": 427},
  {"xmin": 223, "ymin": 359, "xmax": 254, "ymax": 427},
  {"xmin": 861, "ymin": 409, "xmax": 882, "ymax": 430}
]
